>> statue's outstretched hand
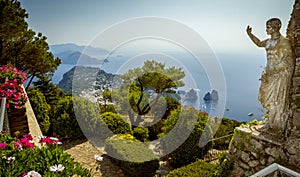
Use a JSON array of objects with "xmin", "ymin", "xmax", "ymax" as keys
[{"xmin": 246, "ymin": 25, "xmax": 252, "ymax": 36}]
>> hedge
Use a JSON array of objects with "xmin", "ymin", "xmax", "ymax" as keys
[
  {"xmin": 105, "ymin": 134, "xmax": 159, "ymax": 177},
  {"xmin": 100, "ymin": 112, "xmax": 132, "ymax": 135},
  {"xmin": 166, "ymin": 160, "xmax": 217, "ymax": 177},
  {"xmin": 167, "ymin": 153, "xmax": 234, "ymax": 177}
]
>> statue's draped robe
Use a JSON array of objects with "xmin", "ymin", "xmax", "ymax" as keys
[{"xmin": 259, "ymin": 35, "xmax": 294, "ymax": 130}]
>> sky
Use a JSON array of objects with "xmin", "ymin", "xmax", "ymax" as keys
[{"xmin": 19, "ymin": 0, "xmax": 294, "ymax": 54}]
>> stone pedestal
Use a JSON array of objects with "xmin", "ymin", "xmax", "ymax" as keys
[{"xmin": 228, "ymin": 125, "xmax": 300, "ymax": 177}]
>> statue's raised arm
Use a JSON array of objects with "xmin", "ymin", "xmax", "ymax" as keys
[
  {"xmin": 246, "ymin": 25, "xmax": 266, "ymax": 47},
  {"xmin": 247, "ymin": 18, "xmax": 294, "ymax": 132}
]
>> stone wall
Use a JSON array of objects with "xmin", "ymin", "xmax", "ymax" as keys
[
  {"xmin": 228, "ymin": 125, "xmax": 300, "ymax": 177},
  {"xmin": 287, "ymin": 0, "xmax": 300, "ymax": 134}
]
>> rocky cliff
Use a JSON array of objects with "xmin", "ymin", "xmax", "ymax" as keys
[{"xmin": 286, "ymin": 0, "xmax": 300, "ymax": 136}]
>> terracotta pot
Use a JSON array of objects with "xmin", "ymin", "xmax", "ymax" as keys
[{"xmin": 8, "ymin": 107, "xmax": 29, "ymax": 137}]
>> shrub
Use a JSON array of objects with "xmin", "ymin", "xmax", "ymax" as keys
[
  {"xmin": 105, "ymin": 134, "xmax": 159, "ymax": 177},
  {"xmin": 133, "ymin": 127, "xmax": 149, "ymax": 142},
  {"xmin": 166, "ymin": 153, "xmax": 234, "ymax": 177},
  {"xmin": 72, "ymin": 96, "xmax": 100, "ymax": 137},
  {"xmin": 148, "ymin": 119, "xmax": 165, "ymax": 140},
  {"xmin": 166, "ymin": 160, "xmax": 217, "ymax": 177},
  {"xmin": 213, "ymin": 153, "xmax": 234, "ymax": 177},
  {"xmin": 212, "ymin": 118, "xmax": 241, "ymax": 150},
  {"xmin": 161, "ymin": 106, "xmax": 212, "ymax": 168},
  {"xmin": 0, "ymin": 132, "xmax": 91, "ymax": 176},
  {"xmin": 51, "ymin": 96, "xmax": 84, "ymax": 139},
  {"xmin": 100, "ymin": 112, "xmax": 132, "ymax": 135},
  {"xmin": 27, "ymin": 88, "xmax": 51, "ymax": 134}
]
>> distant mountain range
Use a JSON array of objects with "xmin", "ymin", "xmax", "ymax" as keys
[{"xmin": 50, "ymin": 43, "xmax": 109, "ymax": 65}]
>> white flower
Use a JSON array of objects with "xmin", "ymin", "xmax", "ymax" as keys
[
  {"xmin": 6, "ymin": 156, "xmax": 15, "ymax": 164},
  {"xmin": 94, "ymin": 154, "xmax": 103, "ymax": 162},
  {"xmin": 50, "ymin": 137, "xmax": 59, "ymax": 141},
  {"xmin": 24, "ymin": 171, "xmax": 41, "ymax": 177},
  {"xmin": 50, "ymin": 164, "xmax": 65, "ymax": 172}
]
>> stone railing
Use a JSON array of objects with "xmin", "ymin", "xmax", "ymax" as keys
[{"xmin": 250, "ymin": 163, "xmax": 300, "ymax": 177}]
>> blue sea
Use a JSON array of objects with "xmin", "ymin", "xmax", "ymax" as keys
[{"xmin": 52, "ymin": 52, "xmax": 266, "ymax": 123}]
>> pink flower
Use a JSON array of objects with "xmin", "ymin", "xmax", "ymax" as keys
[
  {"xmin": 14, "ymin": 141, "xmax": 23, "ymax": 150},
  {"xmin": 0, "ymin": 143, "xmax": 7, "ymax": 149},
  {"xmin": 20, "ymin": 138, "xmax": 34, "ymax": 148},
  {"xmin": 22, "ymin": 134, "xmax": 33, "ymax": 141}
]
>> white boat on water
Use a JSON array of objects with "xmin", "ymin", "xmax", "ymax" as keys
[{"xmin": 248, "ymin": 112, "xmax": 254, "ymax": 116}]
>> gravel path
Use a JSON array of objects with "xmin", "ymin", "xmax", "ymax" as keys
[{"xmin": 62, "ymin": 138, "xmax": 128, "ymax": 177}]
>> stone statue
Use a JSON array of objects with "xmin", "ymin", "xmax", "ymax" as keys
[{"xmin": 246, "ymin": 18, "xmax": 294, "ymax": 131}]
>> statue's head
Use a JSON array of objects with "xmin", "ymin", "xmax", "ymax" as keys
[{"xmin": 266, "ymin": 18, "xmax": 281, "ymax": 35}]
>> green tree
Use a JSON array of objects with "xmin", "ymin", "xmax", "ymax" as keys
[
  {"xmin": 33, "ymin": 77, "xmax": 65, "ymax": 105},
  {"xmin": 118, "ymin": 60, "xmax": 185, "ymax": 126},
  {"xmin": 0, "ymin": 0, "xmax": 61, "ymax": 87},
  {"xmin": 98, "ymin": 89, "xmax": 115, "ymax": 113}
]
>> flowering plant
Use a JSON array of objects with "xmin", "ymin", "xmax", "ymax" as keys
[
  {"xmin": 0, "ymin": 65, "xmax": 28, "ymax": 109},
  {"xmin": 0, "ymin": 65, "xmax": 27, "ymax": 84},
  {"xmin": 38, "ymin": 136, "xmax": 62, "ymax": 145},
  {"xmin": 0, "ymin": 81, "xmax": 28, "ymax": 109},
  {"xmin": 0, "ymin": 132, "xmax": 91, "ymax": 176}
]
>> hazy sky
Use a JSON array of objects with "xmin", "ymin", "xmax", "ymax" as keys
[{"xmin": 19, "ymin": 0, "xmax": 294, "ymax": 54}]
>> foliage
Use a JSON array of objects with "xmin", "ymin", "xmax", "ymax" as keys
[
  {"xmin": 0, "ymin": 132, "xmax": 91, "ymax": 176},
  {"xmin": 98, "ymin": 89, "xmax": 116, "ymax": 114},
  {"xmin": 133, "ymin": 127, "xmax": 149, "ymax": 142},
  {"xmin": 117, "ymin": 60, "xmax": 185, "ymax": 126},
  {"xmin": 213, "ymin": 153, "xmax": 234, "ymax": 177},
  {"xmin": 0, "ymin": 0, "xmax": 61, "ymax": 85},
  {"xmin": 166, "ymin": 160, "xmax": 217, "ymax": 177},
  {"xmin": 26, "ymin": 88, "xmax": 51, "ymax": 134},
  {"xmin": 164, "ymin": 96, "xmax": 181, "ymax": 119},
  {"xmin": 212, "ymin": 118, "xmax": 241, "ymax": 150},
  {"xmin": 246, "ymin": 119, "xmax": 262, "ymax": 126},
  {"xmin": 161, "ymin": 106, "xmax": 212, "ymax": 168},
  {"xmin": 100, "ymin": 112, "xmax": 132, "ymax": 135},
  {"xmin": 32, "ymin": 77, "xmax": 65, "ymax": 105},
  {"xmin": 72, "ymin": 96, "xmax": 101, "ymax": 137},
  {"xmin": 105, "ymin": 134, "xmax": 159, "ymax": 177},
  {"xmin": 51, "ymin": 96, "xmax": 84, "ymax": 139},
  {"xmin": 166, "ymin": 153, "xmax": 234, "ymax": 177}
]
